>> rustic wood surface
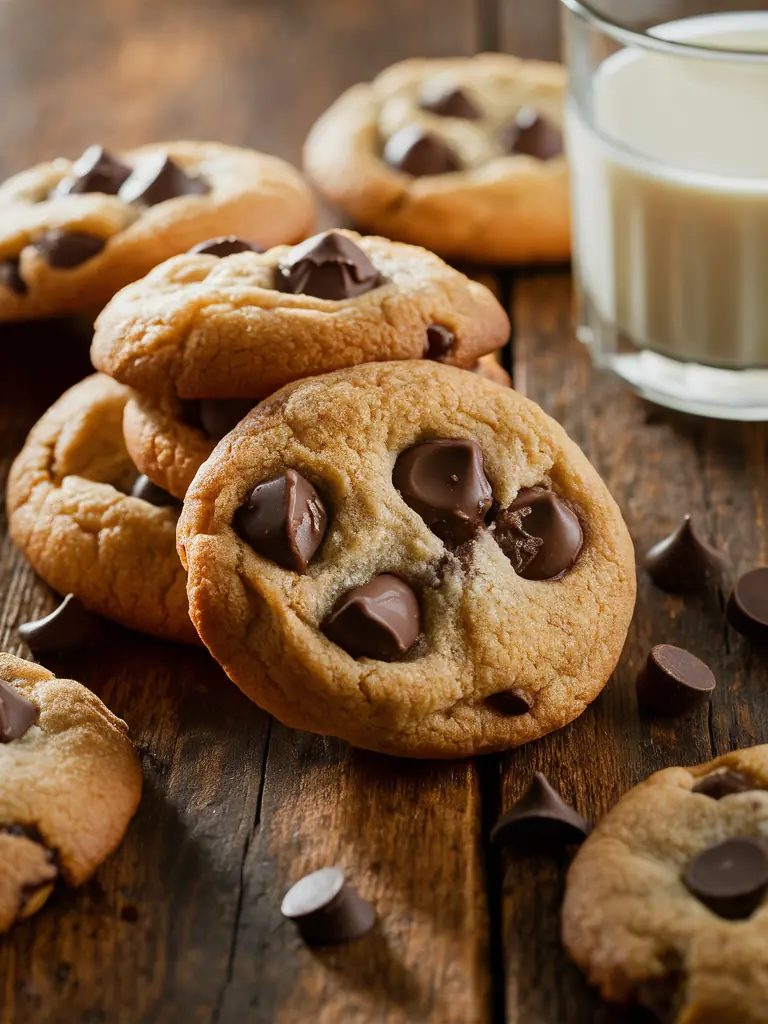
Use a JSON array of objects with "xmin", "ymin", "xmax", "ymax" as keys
[{"xmin": 0, "ymin": 1, "xmax": 766, "ymax": 1023}]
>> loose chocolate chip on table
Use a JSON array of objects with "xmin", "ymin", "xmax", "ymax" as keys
[
  {"xmin": 684, "ymin": 837, "xmax": 768, "ymax": 920},
  {"xmin": 18, "ymin": 593, "xmax": 106, "ymax": 653},
  {"xmin": 727, "ymin": 567, "xmax": 768, "ymax": 645},
  {"xmin": 501, "ymin": 108, "xmax": 563, "ymax": 161},
  {"xmin": 486, "ymin": 688, "xmax": 533, "ymax": 716},
  {"xmin": 424, "ymin": 324, "xmax": 455, "ymax": 360},
  {"xmin": 130, "ymin": 474, "xmax": 181, "ymax": 508},
  {"xmin": 35, "ymin": 230, "xmax": 106, "ymax": 269},
  {"xmin": 491, "ymin": 773, "xmax": 591, "ymax": 849},
  {"xmin": 636, "ymin": 644, "xmax": 716, "ymax": 716},
  {"xmin": 644, "ymin": 515, "xmax": 728, "ymax": 592},
  {"xmin": 322, "ymin": 574, "xmax": 421, "ymax": 661},
  {"xmin": 118, "ymin": 153, "xmax": 209, "ymax": 206},
  {"xmin": 419, "ymin": 83, "xmax": 481, "ymax": 120},
  {"xmin": 281, "ymin": 867, "xmax": 375, "ymax": 945},
  {"xmin": 693, "ymin": 768, "xmax": 758, "ymax": 800},
  {"xmin": 197, "ymin": 398, "xmax": 256, "ymax": 440},
  {"xmin": 0, "ymin": 680, "xmax": 38, "ymax": 743},
  {"xmin": 55, "ymin": 145, "xmax": 131, "ymax": 197},
  {"xmin": 383, "ymin": 125, "xmax": 461, "ymax": 177},
  {"xmin": 275, "ymin": 231, "xmax": 381, "ymax": 300},
  {"xmin": 493, "ymin": 487, "xmax": 583, "ymax": 581},
  {"xmin": 236, "ymin": 469, "xmax": 327, "ymax": 572},
  {"xmin": 188, "ymin": 236, "xmax": 264, "ymax": 257},
  {"xmin": 393, "ymin": 439, "xmax": 493, "ymax": 546},
  {"xmin": 0, "ymin": 258, "xmax": 27, "ymax": 295}
]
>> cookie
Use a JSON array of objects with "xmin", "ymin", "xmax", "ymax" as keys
[
  {"xmin": 177, "ymin": 361, "xmax": 635, "ymax": 758},
  {"xmin": 7, "ymin": 375, "xmax": 197, "ymax": 644},
  {"xmin": 0, "ymin": 654, "xmax": 141, "ymax": 932},
  {"xmin": 562, "ymin": 746, "xmax": 768, "ymax": 1023},
  {"xmin": 91, "ymin": 229, "xmax": 510, "ymax": 401},
  {"xmin": 303, "ymin": 55, "xmax": 569, "ymax": 264},
  {"xmin": 0, "ymin": 141, "xmax": 314, "ymax": 321}
]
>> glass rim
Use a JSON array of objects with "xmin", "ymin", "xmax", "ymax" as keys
[{"xmin": 559, "ymin": 0, "xmax": 768, "ymax": 62}]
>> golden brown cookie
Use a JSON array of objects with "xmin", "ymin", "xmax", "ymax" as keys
[
  {"xmin": 303, "ymin": 55, "xmax": 569, "ymax": 264},
  {"xmin": 563, "ymin": 747, "xmax": 768, "ymax": 1024},
  {"xmin": 177, "ymin": 361, "xmax": 635, "ymax": 758},
  {"xmin": 0, "ymin": 141, "xmax": 314, "ymax": 321},
  {"xmin": 0, "ymin": 654, "xmax": 141, "ymax": 933},
  {"xmin": 7, "ymin": 375, "xmax": 197, "ymax": 644}
]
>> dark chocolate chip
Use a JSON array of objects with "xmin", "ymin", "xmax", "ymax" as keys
[
  {"xmin": 636, "ymin": 644, "xmax": 716, "ymax": 716},
  {"xmin": 236, "ymin": 469, "xmax": 327, "ymax": 572},
  {"xmin": 35, "ymin": 230, "xmax": 106, "ymax": 269},
  {"xmin": 188, "ymin": 236, "xmax": 264, "ymax": 257},
  {"xmin": 383, "ymin": 125, "xmax": 461, "ymax": 177},
  {"xmin": 693, "ymin": 768, "xmax": 758, "ymax": 800},
  {"xmin": 501, "ymin": 108, "xmax": 563, "ymax": 161},
  {"xmin": 487, "ymin": 688, "xmax": 533, "ymax": 716},
  {"xmin": 491, "ymin": 773, "xmax": 591, "ymax": 849},
  {"xmin": 18, "ymin": 594, "xmax": 106, "ymax": 653},
  {"xmin": 684, "ymin": 837, "xmax": 768, "ymax": 920},
  {"xmin": 0, "ymin": 680, "xmax": 38, "ymax": 743},
  {"xmin": 727, "ymin": 567, "xmax": 768, "ymax": 646},
  {"xmin": 198, "ymin": 398, "xmax": 256, "ymax": 440},
  {"xmin": 424, "ymin": 324, "xmax": 455, "ymax": 361},
  {"xmin": 118, "ymin": 153, "xmax": 208, "ymax": 206},
  {"xmin": 275, "ymin": 231, "xmax": 381, "ymax": 300},
  {"xmin": 130, "ymin": 474, "xmax": 180, "ymax": 508},
  {"xmin": 644, "ymin": 515, "xmax": 728, "ymax": 592},
  {"xmin": 322, "ymin": 574, "xmax": 421, "ymax": 661},
  {"xmin": 0, "ymin": 258, "xmax": 27, "ymax": 295},
  {"xmin": 419, "ymin": 83, "xmax": 481, "ymax": 120},
  {"xmin": 281, "ymin": 867, "xmax": 375, "ymax": 945},
  {"xmin": 55, "ymin": 145, "xmax": 131, "ymax": 197},
  {"xmin": 493, "ymin": 487, "xmax": 583, "ymax": 581},
  {"xmin": 393, "ymin": 439, "xmax": 493, "ymax": 546}
]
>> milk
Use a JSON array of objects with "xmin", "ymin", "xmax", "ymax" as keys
[{"xmin": 567, "ymin": 13, "xmax": 768, "ymax": 370}]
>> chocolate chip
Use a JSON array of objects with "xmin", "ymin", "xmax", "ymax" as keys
[
  {"xmin": 383, "ymin": 125, "xmax": 461, "ymax": 177},
  {"xmin": 419, "ymin": 83, "xmax": 481, "ymax": 120},
  {"xmin": 727, "ymin": 567, "xmax": 768, "ymax": 646},
  {"xmin": 322, "ymin": 574, "xmax": 421, "ymax": 661},
  {"xmin": 491, "ymin": 773, "xmax": 591, "ymax": 849},
  {"xmin": 0, "ymin": 680, "xmax": 38, "ymax": 743},
  {"xmin": 35, "ymin": 230, "xmax": 106, "ymax": 269},
  {"xmin": 393, "ymin": 439, "xmax": 493, "ymax": 546},
  {"xmin": 130, "ymin": 474, "xmax": 180, "ymax": 508},
  {"xmin": 684, "ymin": 837, "xmax": 768, "ymax": 919},
  {"xmin": 644, "ymin": 515, "xmax": 728, "ymax": 592},
  {"xmin": 281, "ymin": 867, "xmax": 375, "ymax": 945},
  {"xmin": 636, "ymin": 644, "xmax": 716, "ymax": 716},
  {"xmin": 188, "ymin": 236, "xmax": 264, "ymax": 257},
  {"xmin": 424, "ymin": 324, "xmax": 455, "ymax": 361},
  {"xmin": 236, "ymin": 469, "xmax": 327, "ymax": 572},
  {"xmin": 493, "ymin": 487, "xmax": 583, "ymax": 581},
  {"xmin": 18, "ymin": 594, "xmax": 106, "ymax": 653},
  {"xmin": 693, "ymin": 768, "xmax": 758, "ymax": 800},
  {"xmin": 55, "ymin": 145, "xmax": 131, "ymax": 197},
  {"xmin": 501, "ymin": 108, "xmax": 563, "ymax": 161},
  {"xmin": 275, "ymin": 231, "xmax": 381, "ymax": 300},
  {"xmin": 118, "ymin": 153, "xmax": 209, "ymax": 206},
  {"xmin": 197, "ymin": 398, "xmax": 256, "ymax": 440},
  {"xmin": 487, "ymin": 688, "xmax": 533, "ymax": 716},
  {"xmin": 0, "ymin": 258, "xmax": 27, "ymax": 295}
]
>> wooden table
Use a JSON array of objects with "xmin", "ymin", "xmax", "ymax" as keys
[{"xmin": 0, "ymin": 2, "xmax": 765, "ymax": 1021}]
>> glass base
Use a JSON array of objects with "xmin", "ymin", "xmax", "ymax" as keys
[{"xmin": 579, "ymin": 296, "xmax": 768, "ymax": 421}]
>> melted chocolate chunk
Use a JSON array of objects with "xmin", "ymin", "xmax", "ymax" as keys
[
  {"xmin": 684, "ymin": 837, "xmax": 768, "ymax": 920},
  {"xmin": 281, "ymin": 867, "xmax": 375, "ymax": 945},
  {"xmin": 197, "ymin": 398, "xmax": 256, "ymax": 440},
  {"xmin": 644, "ymin": 515, "xmax": 728, "ymax": 592},
  {"xmin": 35, "ymin": 230, "xmax": 106, "ymax": 269},
  {"xmin": 501, "ymin": 108, "xmax": 563, "ymax": 161},
  {"xmin": 236, "ymin": 469, "xmax": 327, "ymax": 572},
  {"xmin": 0, "ymin": 258, "xmax": 27, "ymax": 295},
  {"xmin": 188, "ymin": 236, "xmax": 264, "ymax": 257},
  {"xmin": 727, "ymin": 567, "xmax": 768, "ymax": 646},
  {"xmin": 424, "ymin": 324, "xmax": 455, "ymax": 361},
  {"xmin": 419, "ymin": 83, "xmax": 481, "ymax": 120},
  {"xmin": 0, "ymin": 680, "xmax": 38, "ymax": 742},
  {"xmin": 118, "ymin": 154, "xmax": 208, "ymax": 206},
  {"xmin": 493, "ymin": 487, "xmax": 583, "ymax": 581},
  {"xmin": 56, "ymin": 145, "xmax": 131, "ymax": 197},
  {"xmin": 393, "ymin": 439, "xmax": 493, "ymax": 546},
  {"xmin": 491, "ymin": 773, "xmax": 591, "ymax": 849},
  {"xmin": 693, "ymin": 768, "xmax": 758, "ymax": 800},
  {"xmin": 384, "ymin": 125, "xmax": 461, "ymax": 177},
  {"xmin": 322, "ymin": 575, "xmax": 421, "ymax": 661},
  {"xmin": 636, "ymin": 644, "xmax": 715, "ymax": 717},
  {"xmin": 275, "ymin": 231, "xmax": 381, "ymax": 300},
  {"xmin": 130, "ymin": 474, "xmax": 180, "ymax": 508},
  {"xmin": 18, "ymin": 594, "xmax": 106, "ymax": 653}
]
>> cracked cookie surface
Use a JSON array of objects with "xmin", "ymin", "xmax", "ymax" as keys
[
  {"xmin": 7, "ymin": 374, "xmax": 197, "ymax": 644},
  {"xmin": 0, "ymin": 654, "xmax": 141, "ymax": 932},
  {"xmin": 177, "ymin": 361, "xmax": 635, "ymax": 758}
]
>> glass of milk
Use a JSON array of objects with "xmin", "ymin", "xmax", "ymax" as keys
[{"xmin": 560, "ymin": 0, "xmax": 768, "ymax": 420}]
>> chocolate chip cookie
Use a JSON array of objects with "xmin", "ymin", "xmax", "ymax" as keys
[
  {"xmin": 0, "ymin": 654, "xmax": 141, "ymax": 932},
  {"xmin": 177, "ymin": 361, "xmax": 635, "ymax": 758},
  {"xmin": 7, "ymin": 375, "xmax": 197, "ymax": 644},
  {"xmin": 0, "ymin": 141, "xmax": 314, "ymax": 320},
  {"xmin": 304, "ymin": 55, "xmax": 569, "ymax": 264},
  {"xmin": 563, "ymin": 746, "xmax": 768, "ymax": 1023}
]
